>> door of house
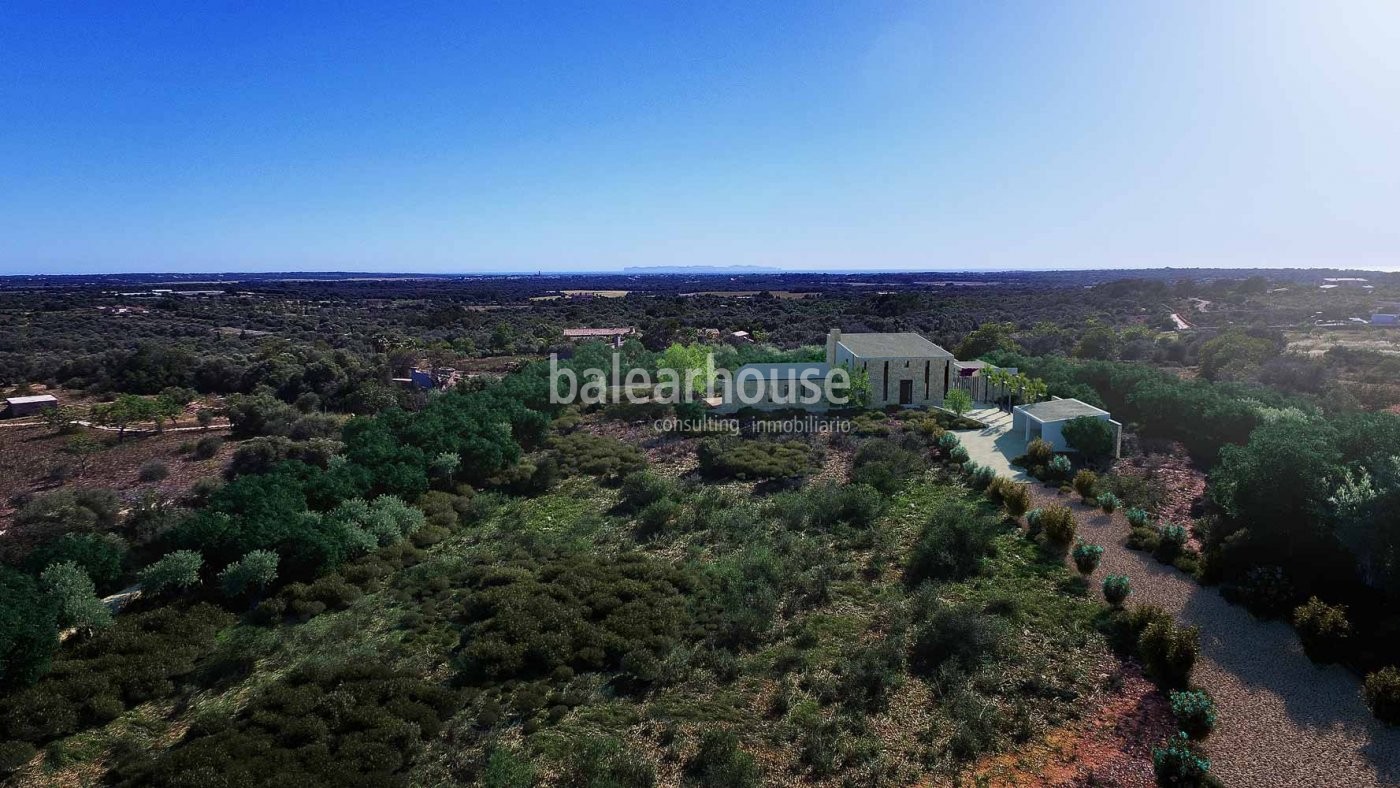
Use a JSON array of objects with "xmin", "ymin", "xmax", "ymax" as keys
[{"xmin": 899, "ymin": 379, "xmax": 913, "ymax": 405}]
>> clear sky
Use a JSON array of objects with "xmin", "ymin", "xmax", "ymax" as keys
[{"xmin": 2, "ymin": 1, "xmax": 1398, "ymax": 274}]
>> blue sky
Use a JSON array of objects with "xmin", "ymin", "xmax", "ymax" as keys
[{"xmin": 2, "ymin": 1, "xmax": 1398, "ymax": 274}]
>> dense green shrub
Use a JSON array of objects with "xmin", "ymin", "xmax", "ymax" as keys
[
  {"xmin": 686, "ymin": 728, "xmax": 762, "ymax": 787},
  {"xmin": 140, "ymin": 550, "xmax": 204, "ymax": 595},
  {"xmin": 138, "ymin": 460, "xmax": 170, "ymax": 482},
  {"xmin": 1139, "ymin": 617, "xmax": 1199, "ymax": 688},
  {"xmin": 0, "ymin": 569, "xmax": 59, "ymax": 690},
  {"xmin": 454, "ymin": 551, "xmax": 689, "ymax": 683},
  {"xmin": 1291, "ymin": 597, "xmax": 1351, "ymax": 664},
  {"xmin": 1072, "ymin": 469, "xmax": 1098, "ymax": 501},
  {"xmin": 1103, "ymin": 575, "xmax": 1131, "ymax": 608},
  {"xmin": 1127, "ymin": 526, "xmax": 1161, "ymax": 552},
  {"xmin": 1169, "ymin": 689, "xmax": 1217, "ymax": 740},
  {"xmin": 949, "ymin": 445, "xmax": 970, "ymax": 465},
  {"xmin": 1047, "ymin": 454, "xmax": 1073, "ymax": 481},
  {"xmin": 0, "ymin": 739, "xmax": 36, "ymax": 775},
  {"xmin": 1072, "ymin": 541, "xmax": 1104, "ymax": 575},
  {"xmin": 698, "ymin": 437, "xmax": 813, "ymax": 481},
  {"xmin": 1026, "ymin": 437, "xmax": 1054, "ymax": 466},
  {"xmin": 192, "ymin": 435, "xmax": 224, "ymax": 459},
  {"xmin": 908, "ymin": 595, "xmax": 1005, "ymax": 676},
  {"xmin": 0, "ymin": 603, "xmax": 233, "ymax": 744},
  {"xmin": 1063, "ymin": 416, "xmax": 1115, "ymax": 458},
  {"xmin": 997, "ymin": 480, "xmax": 1031, "ymax": 518},
  {"xmin": 218, "ymin": 550, "xmax": 280, "ymax": 598},
  {"xmin": 965, "ymin": 462, "xmax": 996, "ymax": 491},
  {"xmin": 110, "ymin": 661, "xmax": 460, "ymax": 786},
  {"xmin": 1228, "ymin": 565, "xmax": 1297, "ymax": 619},
  {"xmin": 906, "ymin": 498, "xmax": 998, "ymax": 586},
  {"xmin": 1126, "ymin": 507, "xmax": 1152, "ymax": 529},
  {"xmin": 1154, "ymin": 524, "xmax": 1189, "ymax": 564},
  {"xmin": 838, "ymin": 636, "xmax": 905, "ymax": 712},
  {"xmin": 24, "ymin": 532, "xmax": 127, "ymax": 593},
  {"xmin": 39, "ymin": 562, "xmax": 111, "ymax": 632},
  {"xmin": 1098, "ymin": 492, "xmax": 1120, "ymax": 513},
  {"xmin": 1152, "ymin": 732, "xmax": 1215, "ymax": 787},
  {"xmin": 618, "ymin": 470, "xmax": 673, "ymax": 513},
  {"xmin": 1364, "ymin": 666, "xmax": 1400, "ymax": 724},
  {"xmin": 1039, "ymin": 505, "xmax": 1077, "ymax": 546},
  {"xmin": 850, "ymin": 440, "xmax": 925, "ymax": 494},
  {"xmin": 550, "ymin": 432, "xmax": 647, "ymax": 482}
]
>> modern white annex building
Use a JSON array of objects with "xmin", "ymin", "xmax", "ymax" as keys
[{"xmin": 1011, "ymin": 397, "xmax": 1122, "ymax": 457}]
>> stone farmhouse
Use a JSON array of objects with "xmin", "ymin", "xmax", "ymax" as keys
[{"xmin": 825, "ymin": 329, "xmax": 956, "ymax": 408}]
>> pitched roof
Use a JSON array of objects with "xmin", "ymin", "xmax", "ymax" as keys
[
  {"xmin": 837, "ymin": 332, "xmax": 953, "ymax": 359},
  {"xmin": 1017, "ymin": 398, "xmax": 1108, "ymax": 422}
]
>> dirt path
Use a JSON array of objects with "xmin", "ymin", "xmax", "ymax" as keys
[{"xmin": 1038, "ymin": 489, "xmax": 1400, "ymax": 787}]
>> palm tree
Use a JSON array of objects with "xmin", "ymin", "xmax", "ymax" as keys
[{"xmin": 1023, "ymin": 377, "xmax": 1048, "ymax": 404}]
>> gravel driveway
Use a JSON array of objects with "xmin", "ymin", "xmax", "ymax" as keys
[
  {"xmin": 1038, "ymin": 491, "xmax": 1400, "ymax": 787},
  {"xmin": 953, "ymin": 416, "xmax": 1400, "ymax": 786}
]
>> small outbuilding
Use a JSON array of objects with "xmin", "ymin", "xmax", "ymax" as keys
[
  {"xmin": 4, "ymin": 394, "xmax": 59, "ymax": 418},
  {"xmin": 1012, "ymin": 397, "xmax": 1121, "ymax": 458}
]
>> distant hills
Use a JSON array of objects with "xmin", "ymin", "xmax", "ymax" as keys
[{"xmin": 622, "ymin": 265, "xmax": 783, "ymax": 274}]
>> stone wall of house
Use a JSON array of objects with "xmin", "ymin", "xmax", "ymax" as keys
[{"xmin": 864, "ymin": 357, "xmax": 951, "ymax": 408}]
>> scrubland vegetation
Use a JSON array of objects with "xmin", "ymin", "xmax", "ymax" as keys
[{"xmin": 3, "ymin": 269, "xmax": 1400, "ymax": 784}]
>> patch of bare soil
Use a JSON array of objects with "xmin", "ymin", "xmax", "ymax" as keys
[
  {"xmin": 1112, "ymin": 439, "xmax": 1206, "ymax": 544},
  {"xmin": 968, "ymin": 658, "xmax": 1172, "ymax": 787},
  {"xmin": 0, "ymin": 423, "xmax": 233, "ymax": 531}
]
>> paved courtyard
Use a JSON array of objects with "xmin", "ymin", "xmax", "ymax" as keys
[{"xmin": 954, "ymin": 405, "xmax": 1028, "ymax": 480}]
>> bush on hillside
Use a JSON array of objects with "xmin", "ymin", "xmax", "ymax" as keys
[
  {"xmin": 1072, "ymin": 541, "xmax": 1104, "ymax": 575},
  {"xmin": 850, "ymin": 440, "xmax": 925, "ymax": 495},
  {"xmin": 110, "ymin": 661, "xmax": 461, "ymax": 786},
  {"xmin": 39, "ymin": 562, "xmax": 111, "ymax": 632},
  {"xmin": 1169, "ymin": 689, "xmax": 1217, "ymax": 740},
  {"xmin": 1103, "ymin": 574, "xmax": 1131, "ymax": 608},
  {"xmin": 1026, "ymin": 437, "xmax": 1054, "ymax": 466},
  {"xmin": 1139, "ymin": 617, "xmax": 1199, "ymax": 688},
  {"xmin": 1154, "ymin": 523, "xmax": 1189, "ymax": 563},
  {"xmin": 1364, "ymin": 666, "xmax": 1400, "ymax": 725},
  {"xmin": 192, "ymin": 435, "xmax": 224, "ymax": 459},
  {"xmin": 1072, "ymin": 470, "xmax": 1098, "ymax": 501},
  {"xmin": 1098, "ymin": 492, "xmax": 1121, "ymax": 513},
  {"xmin": 1039, "ymin": 505, "xmax": 1077, "ymax": 546},
  {"xmin": 1292, "ymin": 597, "xmax": 1351, "ymax": 664},
  {"xmin": 909, "ymin": 596, "xmax": 1005, "ymax": 676},
  {"xmin": 686, "ymin": 728, "xmax": 763, "ymax": 787},
  {"xmin": 549, "ymin": 433, "xmax": 647, "ymax": 482},
  {"xmin": 454, "ymin": 551, "xmax": 689, "ymax": 684},
  {"xmin": 965, "ymin": 463, "xmax": 996, "ymax": 492},
  {"xmin": 138, "ymin": 460, "xmax": 169, "ymax": 483},
  {"xmin": 906, "ymin": 498, "xmax": 999, "ymax": 586},
  {"xmin": 1152, "ymin": 732, "xmax": 1215, "ymax": 787},
  {"xmin": 139, "ymin": 550, "xmax": 204, "ymax": 595},
  {"xmin": 1046, "ymin": 454, "xmax": 1073, "ymax": 482},
  {"xmin": 0, "ymin": 604, "xmax": 233, "ymax": 744},
  {"xmin": 618, "ymin": 471, "xmax": 674, "ymax": 513},
  {"xmin": 698, "ymin": 437, "xmax": 814, "ymax": 481},
  {"xmin": 1002, "ymin": 482, "xmax": 1031, "ymax": 518},
  {"xmin": 1126, "ymin": 507, "xmax": 1152, "ymax": 529},
  {"xmin": 1063, "ymin": 416, "xmax": 1116, "ymax": 459}
]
